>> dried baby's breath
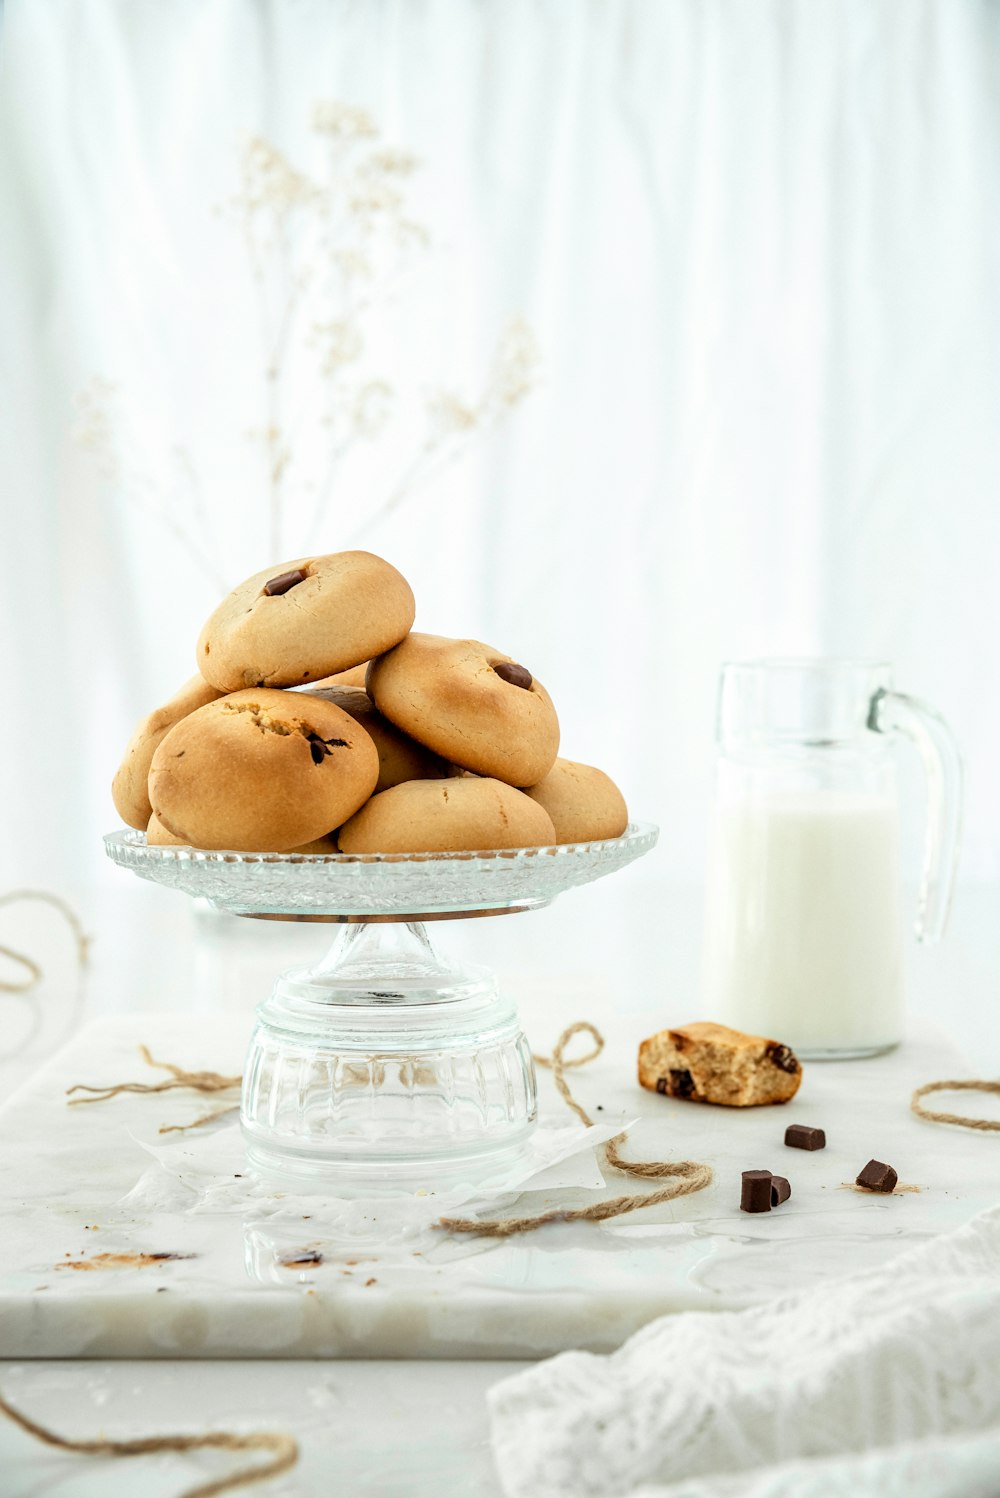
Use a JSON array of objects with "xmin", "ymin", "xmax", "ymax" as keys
[
  {"xmin": 311, "ymin": 101, "xmax": 378, "ymax": 140},
  {"xmin": 75, "ymin": 101, "xmax": 539, "ymax": 565}
]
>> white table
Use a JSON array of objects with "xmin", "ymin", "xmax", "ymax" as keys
[{"xmin": 2, "ymin": 871, "xmax": 998, "ymax": 1496}]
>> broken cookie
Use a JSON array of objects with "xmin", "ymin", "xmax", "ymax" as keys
[{"xmin": 638, "ymin": 1021, "xmax": 802, "ymax": 1107}]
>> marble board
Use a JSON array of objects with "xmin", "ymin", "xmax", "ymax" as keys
[{"xmin": 1, "ymin": 1014, "xmax": 995, "ymax": 1360}]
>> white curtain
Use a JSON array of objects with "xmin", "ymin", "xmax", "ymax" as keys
[{"xmin": 2, "ymin": 0, "xmax": 999, "ymax": 893}]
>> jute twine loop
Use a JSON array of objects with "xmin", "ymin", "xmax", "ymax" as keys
[
  {"xmin": 911, "ymin": 1078, "xmax": 1000, "ymax": 1132},
  {"xmin": 0, "ymin": 1389, "xmax": 298, "ymax": 1498},
  {"xmin": 438, "ymin": 1020, "xmax": 713, "ymax": 1237},
  {"xmin": 0, "ymin": 889, "xmax": 90, "ymax": 993}
]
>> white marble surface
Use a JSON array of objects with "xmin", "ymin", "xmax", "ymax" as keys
[
  {"xmin": 2, "ymin": 874, "xmax": 1000, "ymax": 1494},
  {"xmin": 2, "ymin": 1007, "xmax": 996, "ymax": 1361}
]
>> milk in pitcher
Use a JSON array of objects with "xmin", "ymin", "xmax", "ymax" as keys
[{"xmin": 703, "ymin": 791, "xmax": 903, "ymax": 1054}]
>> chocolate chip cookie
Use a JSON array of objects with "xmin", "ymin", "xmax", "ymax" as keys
[
  {"xmin": 307, "ymin": 684, "xmax": 451, "ymax": 793},
  {"xmin": 523, "ymin": 758, "xmax": 628, "ymax": 843},
  {"xmin": 337, "ymin": 776, "xmax": 556, "ymax": 855},
  {"xmin": 366, "ymin": 633, "xmax": 559, "ymax": 787},
  {"xmin": 148, "ymin": 688, "xmax": 379, "ymax": 851},
  {"xmin": 197, "ymin": 552, "xmax": 415, "ymax": 692},
  {"xmin": 113, "ymin": 674, "xmax": 224, "ymax": 829}
]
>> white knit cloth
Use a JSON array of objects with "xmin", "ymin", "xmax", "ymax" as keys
[{"xmin": 488, "ymin": 1205, "xmax": 1000, "ymax": 1498}]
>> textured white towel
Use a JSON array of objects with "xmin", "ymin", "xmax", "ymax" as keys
[{"xmin": 489, "ymin": 1205, "xmax": 1000, "ymax": 1498}]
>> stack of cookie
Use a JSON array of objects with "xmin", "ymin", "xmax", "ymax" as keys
[{"xmin": 112, "ymin": 551, "xmax": 628, "ymax": 855}]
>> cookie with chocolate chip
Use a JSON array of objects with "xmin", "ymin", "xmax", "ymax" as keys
[
  {"xmin": 148, "ymin": 689, "xmax": 378, "ymax": 851},
  {"xmin": 145, "ymin": 811, "xmax": 339, "ymax": 855},
  {"xmin": 338, "ymin": 776, "xmax": 556, "ymax": 855},
  {"xmin": 638, "ymin": 1021, "xmax": 802, "ymax": 1107},
  {"xmin": 523, "ymin": 758, "xmax": 628, "ymax": 843},
  {"xmin": 308, "ymin": 663, "xmax": 370, "ymax": 691},
  {"xmin": 196, "ymin": 552, "xmax": 415, "ymax": 692},
  {"xmin": 307, "ymin": 684, "xmax": 452, "ymax": 793},
  {"xmin": 113, "ymin": 674, "xmax": 224, "ymax": 829},
  {"xmin": 366, "ymin": 633, "xmax": 559, "ymax": 787},
  {"xmin": 145, "ymin": 811, "xmax": 189, "ymax": 846}
]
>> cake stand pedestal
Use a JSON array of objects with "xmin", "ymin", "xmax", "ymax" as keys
[{"xmin": 104, "ymin": 824, "xmax": 657, "ymax": 1186}]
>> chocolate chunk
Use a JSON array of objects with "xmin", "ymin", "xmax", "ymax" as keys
[
  {"xmin": 785, "ymin": 1124, "xmax": 826, "ymax": 1151},
  {"xmin": 655, "ymin": 1069, "xmax": 696, "ymax": 1099},
  {"xmin": 740, "ymin": 1169, "xmax": 773, "ymax": 1213},
  {"xmin": 668, "ymin": 1068, "xmax": 695, "ymax": 1098},
  {"xmin": 770, "ymin": 1175, "xmax": 792, "ymax": 1207},
  {"xmin": 765, "ymin": 1043, "xmax": 800, "ymax": 1074},
  {"xmin": 493, "ymin": 661, "xmax": 533, "ymax": 690},
  {"xmin": 856, "ymin": 1158, "xmax": 897, "ymax": 1193},
  {"xmin": 306, "ymin": 732, "xmax": 349, "ymax": 764},
  {"xmin": 263, "ymin": 568, "xmax": 307, "ymax": 596}
]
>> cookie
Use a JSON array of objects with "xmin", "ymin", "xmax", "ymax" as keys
[
  {"xmin": 337, "ymin": 777, "xmax": 556, "ymax": 854},
  {"xmin": 146, "ymin": 812, "xmax": 188, "ymax": 846},
  {"xmin": 638, "ymin": 1022, "xmax": 802, "ymax": 1107},
  {"xmin": 197, "ymin": 552, "xmax": 415, "ymax": 692},
  {"xmin": 308, "ymin": 684, "xmax": 451, "ymax": 793},
  {"xmin": 145, "ymin": 812, "xmax": 339, "ymax": 855},
  {"xmin": 308, "ymin": 664, "xmax": 370, "ymax": 691},
  {"xmin": 366, "ymin": 633, "xmax": 559, "ymax": 787},
  {"xmin": 524, "ymin": 758, "xmax": 628, "ymax": 843},
  {"xmin": 149, "ymin": 688, "xmax": 379, "ymax": 852},
  {"xmin": 113, "ymin": 675, "xmax": 224, "ymax": 829}
]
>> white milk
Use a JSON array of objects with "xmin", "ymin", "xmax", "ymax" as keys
[{"xmin": 702, "ymin": 791, "xmax": 903, "ymax": 1053}]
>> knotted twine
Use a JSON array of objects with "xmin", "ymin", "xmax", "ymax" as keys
[
  {"xmin": 0, "ymin": 1390, "xmax": 297, "ymax": 1498},
  {"xmin": 438, "ymin": 1020, "xmax": 713, "ymax": 1237},
  {"xmin": 911, "ymin": 1078, "xmax": 1000, "ymax": 1132}
]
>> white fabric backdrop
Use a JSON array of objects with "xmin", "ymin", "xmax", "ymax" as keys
[{"xmin": 2, "ymin": 0, "xmax": 999, "ymax": 892}]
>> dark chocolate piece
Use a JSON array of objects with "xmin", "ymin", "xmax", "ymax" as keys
[
  {"xmin": 740, "ymin": 1169, "xmax": 773, "ymax": 1213},
  {"xmin": 856, "ymin": 1159, "xmax": 897, "ymax": 1193},
  {"xmin": 770, "ymin": 1175, "xmax": 791, "ymax": 1207},
  {"xmin": 654, "ymin": 1068, "xmax": 696, "ymax": 1099},
  {"xmin": 765, "ymin": 1043, "xmax": 800, "ymax": 1075},
  {"xmin": 306, "ymin": 732, "xmax": 349, "ymax": 764},
  {"xmin": 668, "ymin": 1068, "xmax": 695, "ymax": 1099},
  {"xmin": 263, "ymin": 567, "xmax": 307, "ymax": 596},
  {"xmin": 785, "ymin": 1124, "xmax": 826, "ymax": 1151},
  {"xmin": 493, "ymin": 661, "xmax": 533, "ymax": 690}
]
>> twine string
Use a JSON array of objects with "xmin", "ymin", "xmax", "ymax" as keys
[
  {"xmin": 911, "ymin": 1077, "xmax": 1000, "ymax": 1132},
  {"xmin": 159, "ymin": 1103, "xmax": 241, "ymax": 1135},
  {"xmin": 439, "ymin": 1020, "xmax": 713, "ymax": 1238},
  {"xmin": 0, "ymin": 890, "xmax": 90, "ymax": 994},
  {"xmin": 0, "ymin": 1390, "xmax": 297, "ymax": 1498},
  {"xmin": 67, "ymin": 1046, "xmax": 242, "ymax": 1108},
  {"xmin": 0, "ymin": 945, "xmax": 42, "ymax": 993}
]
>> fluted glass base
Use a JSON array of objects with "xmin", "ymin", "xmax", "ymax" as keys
[{"xmin": 241, "ymin": 922, "xmax": 538, "ymax": 1185}]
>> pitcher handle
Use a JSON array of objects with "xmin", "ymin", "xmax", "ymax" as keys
[{"xmin": 869, "ymin": 689, "xmax": 964, "ymax": 943}]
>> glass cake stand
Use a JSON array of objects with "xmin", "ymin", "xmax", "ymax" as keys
[{"xmin": 104, "ymin": 823, "xmax": 658, "ymax": 1186}]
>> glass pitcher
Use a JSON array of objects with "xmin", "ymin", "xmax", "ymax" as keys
[{"xmin": 702, "ymin": 660, "xmax": 963, "ymax": 1058}]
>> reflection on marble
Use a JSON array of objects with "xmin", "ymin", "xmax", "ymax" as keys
[{"xmin": 1, "ymin": 1014, "xmax": 995, "ymax": 1359}]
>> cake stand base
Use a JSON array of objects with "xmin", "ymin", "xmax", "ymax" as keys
[
  {"xmin": 103, "ymin": 822, "xmax": 659, "ymax": 1187},
  {"xmin": 240, "ymin": 922, "xmax": 538, "ymax": 1185}
]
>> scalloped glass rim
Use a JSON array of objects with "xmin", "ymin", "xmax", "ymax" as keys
[{"xmin": 103, "ymin": 822, "xmax": 659, "ymax": 918}]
